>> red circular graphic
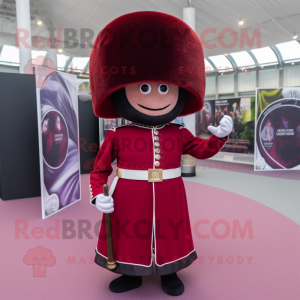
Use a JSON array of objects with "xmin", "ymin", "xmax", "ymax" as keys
[{"xmin": 42, "ymin": 110, "xmax": 69, "ymax": 169}]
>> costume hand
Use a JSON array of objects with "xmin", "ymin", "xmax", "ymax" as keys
[
  {"xmin": 208, "ymin": 115, "xmax": 233, "ymax": 138},
  {"xmin": 96, "ymin": 194, "xmax": 114, "ymax": 213}
]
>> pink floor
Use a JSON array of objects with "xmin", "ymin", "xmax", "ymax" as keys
[{"xmin": 1, "ymin": 173, "xmax": 300, "ymax": 300}]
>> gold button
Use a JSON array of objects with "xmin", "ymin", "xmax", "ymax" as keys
[
  {"xmin": 154, "ymin": 136, "xmax": 159, "ymax": 141},
  {"xmin": 154, "ymin": 142, "xmax": 160, "ymax": 147},
  {"xmin": 155, "ymin": 148, "xmax": 161, "ymax": 153},
  {"xmin": 155, "ymin": 161, "xmax": 160, "ymax": 167},
  {"xmin": 154, "ymin": 130, "xmax": 159, "ymax": 135},
  {"xmin": 155, "ymin": 154, "xmax": 161, "ymax": 160}
]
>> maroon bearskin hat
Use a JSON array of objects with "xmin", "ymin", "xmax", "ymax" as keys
[{"xmin": 89, "ymin": 11, "xmax": 205, "ymax": 118}]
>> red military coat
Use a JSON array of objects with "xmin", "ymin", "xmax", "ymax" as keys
[{"xmin": 90, "ymin": 122, "xmax": 227, "ymax": 276}]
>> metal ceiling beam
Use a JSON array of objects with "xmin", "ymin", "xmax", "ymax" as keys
[
  {"xmin": 84, "ymin": 59, "xmax": 90, "ymax": 73},
  {"xmin": 270, "ymin": 45, "xmax": 283, "ymax": 67},
  {"xmin": 205, "ymin": 57, "xmax": 217, "ymax": 72},
  {"xmin": 246, "ymin": 50, "xmax": 260, "ymax": 91},
  {"xmin": 225, "ymin": 54, "xmax": 238, "ymax": 98},
  {"xmin": 270, "ymin": 45, "xmax": 284, "ymax": 86},
  {"xmin": 64, "ymin": 56, "xmax": 73, "ymax": 72},
  {"xmin": 247, "ymin": 50, "xmax": 259, "ymax": 68},
  {"xmin": 225, "ymin": 54, "xmax": 237, "ymax": 69}
]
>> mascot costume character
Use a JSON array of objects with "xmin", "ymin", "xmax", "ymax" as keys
[{"xmin": 89, "ymin": 11, "xmax": 232, "ymax": 296}]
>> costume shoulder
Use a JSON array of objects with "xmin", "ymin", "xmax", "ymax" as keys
[
  {"xmin": 109, "ymin": 123, "xmax": 132, "ymax": 132},
  {"xmin": 168, "ymin": 122, "xmax": 185, "ymax": 129}
]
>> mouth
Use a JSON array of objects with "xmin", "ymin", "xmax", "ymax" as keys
[{"xmin": 138, "ymin": 104, "xmax": 170, "ymax": 111}]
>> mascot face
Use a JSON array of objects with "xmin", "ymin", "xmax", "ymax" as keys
[
  {"xmin": 111, "ymin": 84, "xmax": 186, "ymax": 126},
  {"xmin": 125, "ymin": 83, "xmax": 179, "ymax": 116}
]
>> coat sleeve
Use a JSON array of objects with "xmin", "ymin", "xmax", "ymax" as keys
[
  {"xmin": 180, "ymin": 127, "xmax": 228, "ymax": 159},
  {"xmin": 89, "ymin": 129, "xmax": 118, "ymax": 205}
]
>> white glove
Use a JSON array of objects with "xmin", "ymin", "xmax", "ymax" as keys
[
  {"xmin": 208, "ymin": 115, "xmax": 233, "ymax": 138},
  {"xmin": 95, "ymin": 194, "xmax": 114, "ymax": 213}
]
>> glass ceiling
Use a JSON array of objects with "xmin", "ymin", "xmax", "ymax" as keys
[
  {"xmin": 275, "ymin": 41, "xmax": 300, "ymax": 62},
  {"xmin": 205, "ymin": 59, "xmax": 214, "ymax": 72},
  {"xmin": 32, "ymin": 50, "xmax": 47, "ymax": 59},
  {"xmin": 0, "ymin": 45, "xmax": 20, "ymax": 65},
  {"xmin": 70, "ymin": 57, "xmax": 89, "ymax": 71},
  {"xmin": 0, "ymin": 41, "xmax": 299, "ymax": 72},
  {"xmin": 57, "ymin": 54, "xmax": 70, "ymax": 70},
  {"xmin": 230, "ymin": 51, "xmax": 255, "ymax": 68},
  {"xmin": 32, "ymin": 50, "xmax": 47, "ymax": 65},
  {"xmin": 250, "ymin": 47, "xmax": 278, "ymax": 66},
  {"xmin": 208, "ymin": 55, "xmax": 233, "ymax": 71}
]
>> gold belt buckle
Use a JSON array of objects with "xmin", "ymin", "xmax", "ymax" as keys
[
  {"xmin": 148, "ymin": 169, "xmax": 163, "ymax": 182},
  {"xmin": 116, "ymin": 167, "xmax": 122, "ymax": 178}
]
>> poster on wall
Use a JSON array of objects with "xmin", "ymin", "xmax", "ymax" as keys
[
  {"xmin": 195, "ymin": 98, "xmax": 255, "ymax": 154},
  {"xmin": 35, "ymin": 67, "xmax": 81, "ymax": 218},
  {"xmin": 255, "ymin": 88, "xmax": 300, "ymax": 171}
]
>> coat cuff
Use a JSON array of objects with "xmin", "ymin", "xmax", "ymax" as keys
[
  {"xmin": 90, "ymin": 194, "xmax": 102, "ymax": 206},
  {"xmin": 89, "ymin": 183, "xmax": 104, "ymax": 205},
  {"xmin": 90, "ymin": 196, "xmax": 97, "ymax": 206},
  {"xmin": 218, "ymin": 135, "xmax": 229, "ymax": 143}
]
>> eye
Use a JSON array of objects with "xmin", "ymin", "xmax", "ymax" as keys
[
  {"xmin": 158, "ymin": 84, "xmax": 169, "ymax": 94},
  {"xmin": 140, "ymin": 83, "xmax": 151, "ymax": 94}
]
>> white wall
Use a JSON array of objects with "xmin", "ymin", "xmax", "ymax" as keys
[
  {"xmin": 238, "ymin": 71, "xmax": 256, "ymax": 92},
  {"xmin": 206, "ymin": 66, "xmax": 300, "ymax": 99},
  {"xmin": 218, "ymin": 74, "xmax": 234, "ymax": 94},
  {"xmin": 283, "ymin": 66, "xmax": 300, "ymax": 87},
  {"xmin": 259, "ymin": 69, "xmax": 280, "ymax": 87},
  {"xmin": 205, "ymin": 76, "xmax": 216, "ymax": 95}
]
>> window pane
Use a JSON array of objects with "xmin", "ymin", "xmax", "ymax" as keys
[
  {"xmin": 250, "ymin": 47, "xmax": 278, "ymax": 66},
  {"xmin": 32, "ymin": 50, "xmax": 47, "ymax": 65},
  {"xmin": 57, "ymin": 54, "xmax": 70, "ymax": 70},
  {"xmin": 0, "ymin": 45, "xmax": 20, "ymax": 64},
  {"xmin": 205, "ymin": 58, "xmax": 214, "ymax": 72},
  {"xmin": 32, "ymin": 50, "xmax": 47, "ymax": 59},
  {"xmin": 208, "ymin": 55, "xmax": 233, "ymax": 71},
  {"xmin": 71, "ymin": 57, "xmax": 89, "ymax": 71},
  {"xmin": 230, "ymin": 51, "xmax": 255, "ymax": 67},
  {"xmin": 276, "ymin": 41, "xmax": 300, "ymax": 62}
]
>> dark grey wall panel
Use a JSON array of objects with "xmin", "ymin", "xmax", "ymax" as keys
[
  {"xmin": 0, "ymin": 73, "xmax": 41, "ymax": 200},
  {"xmin": 78, "ymin": 98, "xmax": 99, "ymax": 174},
  {"xmin": 0, "ymin": 74, "xmax": 99, "ymax": 200}
]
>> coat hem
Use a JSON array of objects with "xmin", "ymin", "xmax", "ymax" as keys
[
  {"xmin": 94, "ymin": 250, "xmax": 153, "ymax": 276},
  {"xmin": 155, "ymin": 250, "xmax": 198, "ymax": 276},
  {"xmin": 94, "ymin": 249, "xmax": 197, "ymax": 276}
]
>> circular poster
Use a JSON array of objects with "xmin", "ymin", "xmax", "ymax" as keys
[
  {"xmin": 42, "ymin": 110, "xmax": 69, "ymax": 169},
  {"xmin": 256, "ymin": 98, "xmax": 300, "ymax": 170}
]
